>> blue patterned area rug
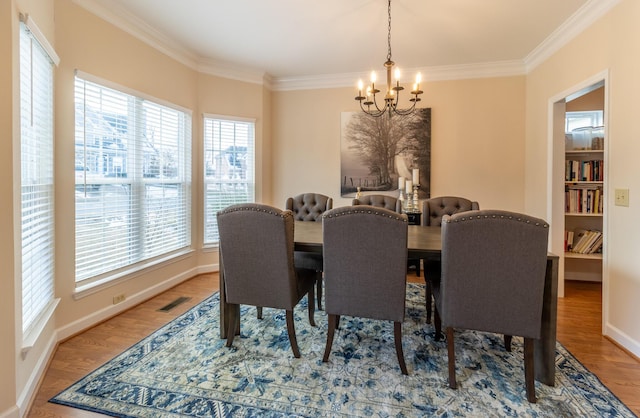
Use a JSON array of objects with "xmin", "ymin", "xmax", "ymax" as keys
[{"xmin": 51, "ymin": 284, "xmax": 635, "ymax": 417}]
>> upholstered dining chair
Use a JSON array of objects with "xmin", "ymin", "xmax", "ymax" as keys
[
  {"xmin": 217, "ymin": 203, "xmax": 316, "ymax": 358},
  {"xmin": 322, "ymin": 206, "xmax": 409, "ymax": 375},
  {"xmin": 352, "ymin": 194, "xmax": 402, "ymax": 213},
  {"xmin": 286, "ymin": 193, "xmax": 333, "ymax": 310},
  {"xmin": 432, "ymin": 209, "xmax": 549, "ymax": 402},
  {"xmin": 421, "ymin": 196, "xmax": 480, "ymax": 323},
  {"xmin": 352, "ymin": 194, "xmax": 421, "ymax": 276}
]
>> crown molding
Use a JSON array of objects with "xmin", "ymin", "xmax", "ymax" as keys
[
  {"xmin": 524, "ymin": 0, "xmax": 622, "ymax": 72},
  {"xmin": 73, "ymin": 0, "xmax": 621, "ymax": 91},
  {"xmin": 270, "ymin": 60, "xmax": 526, "ymax": 92}
]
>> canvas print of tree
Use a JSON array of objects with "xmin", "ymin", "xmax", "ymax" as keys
[{"xmin": 340, "ymin": 108, "xmax": 431, "ymax": 198}]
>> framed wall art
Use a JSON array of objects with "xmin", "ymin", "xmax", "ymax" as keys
[{"xmin": 340, "ymin": 108, "xmax": 431, "ymax": 199}]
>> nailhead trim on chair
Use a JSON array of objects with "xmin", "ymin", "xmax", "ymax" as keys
[
  {"xmin": 218, "ymin": 204, "xmax": 293, "ymax": 220},
  {"xmin": 323, "ymin": 207, "xmax": 408, "ymax": 222},
  {"xmin": 443, "ymin": 213, "xmax": 548, "ymax": 228}
]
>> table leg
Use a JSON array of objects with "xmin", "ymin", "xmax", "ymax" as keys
[{"xmin": 535, "ymin": 256, "xmax": 559, "ymax": 385}]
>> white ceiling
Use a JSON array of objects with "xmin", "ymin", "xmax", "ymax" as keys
[{"xmin": 74, "ymin": 0, "xmax": 618, "ymax": 89}]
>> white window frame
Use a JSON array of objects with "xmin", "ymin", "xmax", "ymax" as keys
[
  {"xmin": 74, "ymin": 71, "xmax": 192, "ymax": 292},
  {"xmin": 203, "ymin": 114, "xmax": 256, "ymax": 245},
  {"xmin": 19, "ymin": 13, "xmax": 60, "ymax": 354}
]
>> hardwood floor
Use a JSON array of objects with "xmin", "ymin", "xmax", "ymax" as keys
[{"xmin": 27, "ymin": 274, "xmax": 640, "ymax": 417}]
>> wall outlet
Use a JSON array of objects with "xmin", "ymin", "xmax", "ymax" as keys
[
  {"xmin": 614, "ymin": 188, "xmax": 630, "ymax": 207},
  {"xmin": 113, "ymin": 293, "xmax": 126, "ymax": 304}
]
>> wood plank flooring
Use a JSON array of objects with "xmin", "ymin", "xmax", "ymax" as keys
[{"xmin": 27, "ymin": 274, "xmax": 640, "ymax": 417}]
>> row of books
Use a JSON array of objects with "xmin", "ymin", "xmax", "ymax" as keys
[
  {"xmin": 565, "ymin": 228, "xmax": 603, "ymax": 254},
  {"xmin": 565, "ymin": 186, "xmax": 603, "ymax": 214},
  {"xmin": 565, "ymin": 159, "xmax": 604, "ymax": 182}
]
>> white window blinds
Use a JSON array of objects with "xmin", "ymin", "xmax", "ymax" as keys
[
  {"xmin": 74, "ymin": 74, "xmax": 192, "ymax": 283},
  {"xmin": 203, "ymin": 116, "xmax": 255, "ymax": 244},
  {"xmin": 20, "ymin": 19, "xmax": 56, "ymax": 335}
]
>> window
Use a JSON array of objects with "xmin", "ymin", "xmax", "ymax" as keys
[
  {"xmin": 566, "ymin": 111, "xmax": 603, "ymax": 133},
  {"xmin": 203, "ymin": 116, "xmax": 255, "ymax": 244},
  {"xmin": 19, "ymin": 16, "xmax": 58, "ymax": 337},
  {"xmin": 74, "ymin": 73, "xmax": 192, "ymax": 284}
]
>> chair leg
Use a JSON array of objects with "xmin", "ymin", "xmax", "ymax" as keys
[
  {"xmin": 307, "ymin": 286, "xmax": 316, "ymax": 327},
  {"xmin": 394, "ymin": 321, "xmax": 408, "ymax": 375},
  {"xmin": 434, "ymin": 308, "xmax": 442, "ymax": 341},
  {"xmin": 504, "ymin": 335, "xmax": 513, "ymax": 352},
  {"xmin": 285, "ymin": 309, "xmax": 301, "ymax": 358},
  {"xmin": 524, "ymin": 337, "xmax": 537, "ymax": 403},
  {"xmin": 447, "ymin": 327, "xmax": 457, "ymax": 389},
  {"xmin": 226, "ymin": 304, "xmax": 239, "ymax": 348},
  {"xmin": 323, "ymin": 314, "xmax": 337, "ymax": 362},
  {"xmin": 316, "ymin": 272, "xmax": 323, "ymax": 310},
  {"xmin": 256, "ymin": 306, "xmax": 263, "ymax": 319},
  {"xmin": 425, "ymin": 279, "xmax": 433, "ymax": 324}
]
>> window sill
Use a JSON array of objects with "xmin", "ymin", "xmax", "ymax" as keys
[{"xmin": 22, "ymin": 298, "xmax": 60, "ymax": 358}]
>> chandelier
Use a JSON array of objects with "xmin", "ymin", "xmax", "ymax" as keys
[{"xmin": 355, "ymin": 0, "xmax": 423, "ymax": 117}]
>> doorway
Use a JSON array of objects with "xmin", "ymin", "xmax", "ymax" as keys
[{"xmin": 549, "ymin": 72, "xmax": 608, "ymax": 331}]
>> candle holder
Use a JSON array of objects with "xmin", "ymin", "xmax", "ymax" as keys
[{"xmin": 412, "ymin": 184, "xmax": 420, "ymax": 208}]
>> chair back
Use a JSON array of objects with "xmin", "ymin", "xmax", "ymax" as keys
[
  {"xmin": 217, "ymin": 203, "xmax": 297, "ymax": 309},
  {"xmin": 286, "ymin": 193, "xmax": 333, "ymax": 222},
  {"xmin": 353, "ymin": 194, "xmax": 402, "ymax": 213},
  {"xmin": 440, "ymin": 210, "xmax": 549, "ymax": 339},
  {"xmin": 422, "ymin": 196, "xmax": 479, "ymax": 226},
  {"xmin": 322, "ymin": 206, "xmax": 408, "ymax": 322}
]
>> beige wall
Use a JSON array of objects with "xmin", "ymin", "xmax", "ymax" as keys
[
  {"xmin": 526, "ymin": 0, "xmax": 640, "ymax": 356},
  {"xmin": 272, "ymin": 76, "xmax": 526, "ymax": 210},
  {"xmin": 3, "ymin": 0, "xmax": 640, "ymax": 415},
  {"xmin": 1, "ymin": 2, "xmax": 18, "ymax": 415}
]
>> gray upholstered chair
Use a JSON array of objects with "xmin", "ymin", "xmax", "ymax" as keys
[
  {"xmin": 322, "ymin": 206, "xmax": 409, "ymax": 375},
  {"xmin": 217, "ymin": 203, "xmax": 316, "ymax": 358},
  {"xmin": 421, "ymin": 196, "xmax": 480, "ymax": 323},
  {"xmin": 352, "ymin": 194, "xmax": 402, "ymax": 213},
  {"xmin": 352, "ymin": 194, "xmax": 421, "ymax": 277},
  {"xmin": 286, "ymin": 193, "xmax": 333, "ymax": 310},
  {"xmin": 432, "ymin": 210, "xmax": 549, "ymax": 402}
]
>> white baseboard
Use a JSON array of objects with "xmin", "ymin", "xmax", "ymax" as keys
[
  {"xmin": 16, "ymin": 333, "xmax": 58, "ymax": 417},
  {"xmin": 57, "ymin": 266, "xmax": 201, "ymax": 341},
  {"xmin": 604, "ymin": 322, "xmax": 640, "ymax": 359}
]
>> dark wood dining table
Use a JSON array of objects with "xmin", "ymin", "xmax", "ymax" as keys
[{"xmin": 218, "ymin": 221, "xmax": 559, "ymax": 386}]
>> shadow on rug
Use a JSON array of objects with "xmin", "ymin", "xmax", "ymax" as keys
[{"xmin": 51, "ymin": 284, "xmax": 635, "ymax": 417}]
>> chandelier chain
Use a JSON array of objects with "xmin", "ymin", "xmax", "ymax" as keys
[{"xmin": 387, "ymin": 0, "xmax": 392, "ymax": 62}]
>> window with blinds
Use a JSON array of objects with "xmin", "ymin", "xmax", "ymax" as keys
[
  {"xmin": 203, "ymin": 116, "xmax": 255, "ymax": 244},
  {"xmin": 74, "ymin": 74, "xmax": 192, "ymax": 284},
  {"xmin": 20, "ymin": 18, "xmax": 57, "ymax": 336}
]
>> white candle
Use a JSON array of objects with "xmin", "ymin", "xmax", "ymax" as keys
[
  {"xmin": 398, "ymin": 177, "xmax": 405, "ymax": 190},
  {"xmin": 412, "ymin": 168, "xmax": 419, "ymax": 185},
  {"xmin": 405, "ymin": 180, "xmax": 413, "ymax": 193}
]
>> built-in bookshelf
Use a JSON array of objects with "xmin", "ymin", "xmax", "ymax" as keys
[{"xmin": 564, "ymin": 127, "xmax": 604, "ymax": 280}]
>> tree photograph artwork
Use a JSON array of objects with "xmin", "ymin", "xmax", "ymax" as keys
[{"xmin": 340, "ymin": 108, "xmax": 431, "ymax": 198}]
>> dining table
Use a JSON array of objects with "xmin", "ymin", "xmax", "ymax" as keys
[{"xmin": 218, "ymin": 220, "xmax": 559, "ymax": 386}]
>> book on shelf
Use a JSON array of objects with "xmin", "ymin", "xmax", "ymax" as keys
[
  {"xmin": 566, "ymin": 228, "xmax": 602, "ymax": 254},
  {"xmin": 565, "ymin": 159, "xmax": 604, "ymax": 182},
  {"xmin": 565, "ymin": 185, "xmax": 603, "ymax": 214}
]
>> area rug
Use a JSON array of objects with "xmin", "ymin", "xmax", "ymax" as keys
[{"xmin": 51, "ymin": 284, "xmax": 636, "ymax": 417}]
